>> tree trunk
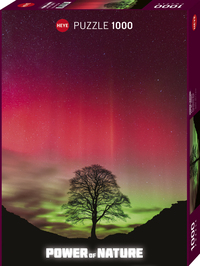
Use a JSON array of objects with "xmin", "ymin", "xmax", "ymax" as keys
[
  {"xmin": 91, "ymin": 219, "xmax": 97, "ymax": 239},
  {"xmin": 91, "ymin": 205, "xmax": 97, "ymax": 239}
]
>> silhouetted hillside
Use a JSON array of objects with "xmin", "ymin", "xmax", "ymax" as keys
[
  {"xmin": 2, "ymin": 201, "xmax": 187, "ymax": 266},
  {"xmin": 2, "ymin": 206, "xmax": 89, "ymax": 266},
  {"xmin": 103, "ymin": 201, "xmax": 187, "ymax": 265}
]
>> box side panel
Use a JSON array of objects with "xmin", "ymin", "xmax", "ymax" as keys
[
  {"xmin": 1, "ymin": 0, "xmax": 200, "ymax": 10},
  {"xmin": 188, "ymin": 2, "xmax": 200, "ymax": 265},
  {"xmin": 0, "ymin": 9, "xmax": 2, "ymax": 266}
]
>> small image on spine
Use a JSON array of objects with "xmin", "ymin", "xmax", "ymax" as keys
[{"xmin": 190, "ymin": 111, "xmax": 200, "ymax": 213}]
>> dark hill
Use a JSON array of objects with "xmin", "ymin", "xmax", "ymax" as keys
[
  {"xmin": 2, "ymin": 206, "xmax": 89, "ymax": 266},
  {"xmin": 102, "ymin": 201, "xmax": 187, "ymax": 265},
  {"xmin": 2, "ymin": 201, "xmax": 187, "ymax": 266}
]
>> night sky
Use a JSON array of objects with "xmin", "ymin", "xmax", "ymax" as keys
[{"xmin": 2, "ymin": 10, "xmax": 187, "ymax": 238}]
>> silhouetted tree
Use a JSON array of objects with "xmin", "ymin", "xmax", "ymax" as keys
[
  {"xmin": 62, "ymin": 164, "xmax": 131, "ymax": 239},
  {"xmin": 190, "ymin": 145, "xmax": 199, "ymax": 179}
]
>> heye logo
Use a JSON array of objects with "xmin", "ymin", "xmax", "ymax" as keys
[
  {"xmin": 192, "ymin": 15, "xmax": 197, "ymax": 31},
  {"xmin": 154, "ymin": 3, "xmax": 184, "ymax": 8},
  {"xmin": 56, "ymin": 19, "xmax": 69, "ymax": 32},
  {"xmin": 18, "ymin": 3, "xmax": 35, "ymax": 7}
]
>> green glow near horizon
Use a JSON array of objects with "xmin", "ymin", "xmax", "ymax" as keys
[
  {"xmin": 2, "ymin": 176, "xmax": 186, "ymax": 239},
  {"xmin": 193, "ymin": 125, "xmax": 199, "ymax": 187},
  {"xmin": 2, "ymin": 154, "xmax": 187, "ymax": 239},
  {"xmin": 33, "ymin": 189, "xmax": 183, "ymax": 238}
]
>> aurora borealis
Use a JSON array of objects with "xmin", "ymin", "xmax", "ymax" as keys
[{"xmin": 2, "ymin": 10, "xmax": 187, "ymax": 238}]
